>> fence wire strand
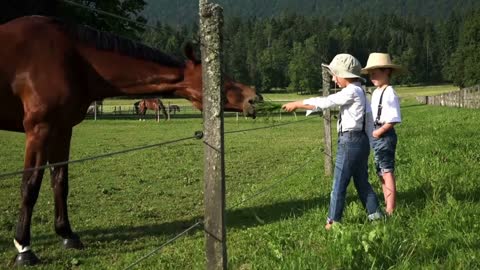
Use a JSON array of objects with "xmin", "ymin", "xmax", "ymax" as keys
[
  {"xmin": 61, "ymin": 0, "xmax": 162, "ymax": 32},
  {"xmin": 122, "ymin": 220, "xmax": 203, "ymax": 270},
  {"xmin": 225, "ymin": 114, "xmax": 321, "ymax": 135},
  {"xmin": 0, "ymin": 135, "xmax": 197, "ymax": 180}
]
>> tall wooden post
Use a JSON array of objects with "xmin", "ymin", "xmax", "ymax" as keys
[
  {"xmin": 200, "ymin": 1, "xmax": 227, "ymax": 269},
  {"xmin": 322, "ymin": 69, "xmax": 333, "ymax": 176}
]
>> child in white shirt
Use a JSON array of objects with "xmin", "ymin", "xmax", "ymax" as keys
[{"xmin": 362, "ymin": 53, "xmax": 403, "ymax": 215}]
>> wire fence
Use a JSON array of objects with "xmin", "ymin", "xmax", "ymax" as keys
[
  {"xmin": 120, "ymin": 116, "xmax": 327, "ymax": 269},
  {"xmin": 1, "ymin": 110, "xmax": 327, "ymax": 268}
]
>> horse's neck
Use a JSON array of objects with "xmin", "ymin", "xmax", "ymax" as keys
[{"xmin": 78, "ymin": 46, "xmax": 186, "ymax": 99}]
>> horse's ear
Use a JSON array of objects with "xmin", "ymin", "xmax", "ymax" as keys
[{"xmin": 184, "ymin": 42, "xmax": 201, "ymax": 64}]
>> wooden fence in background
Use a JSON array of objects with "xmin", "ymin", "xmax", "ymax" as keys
[{"xmin": 416, "ymin": 85, "xmax": 480, "ymax": 109}]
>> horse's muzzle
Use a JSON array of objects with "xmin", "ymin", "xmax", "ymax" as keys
[{"xmin": 243, "ymin": 94, "xmax": 262, "ymax": 119}]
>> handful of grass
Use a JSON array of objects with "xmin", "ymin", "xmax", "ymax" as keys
[{"xmin": 254, "ymin": 101, "xmax": 283, "ymax": 113}]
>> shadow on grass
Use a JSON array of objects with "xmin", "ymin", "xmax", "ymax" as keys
[
  {"xmin": 17, "ymin": 185, "xmax": 480, "ymax": 261},
  {"xmin": 29, "ymin": 196, "xmax": 328, "ymax": 251},
  {"xmin": 0, "ymin": 236, "xmax": 11, "ymax": 251},
  {"xmin": 453, "ymin": 186, "xmax": 480, "ymax": 203},
  {"xmin": 397, "ymin": 182, "xmax": 480, "ymax": 211},
  {"xmin": 397, "ymin": 182, "xmax": 431, "ymax": 209}
]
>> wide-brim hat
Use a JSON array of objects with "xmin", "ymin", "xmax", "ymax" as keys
[
  {"xmin": 322, "ymin": 53, "xmax": 365, "ymax": 81},
  {"xmin": 361, "ymin": 53, "xmax": 404, "ymax": 74}
]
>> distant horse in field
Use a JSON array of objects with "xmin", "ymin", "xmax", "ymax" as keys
[
  {"xmin": 133, "ymin": 98, "xmax": 168, "ymax": 121},
  {"xmin": 0, "ymin": 15, "xmax": 261, "ymax": 266},
  {"xmin": 86, "ymin": 100, "xmax": 103, "ymax": 115},
  {"xmin": 168, "ymin": 104, "xmax": 181, "ymax": 115}
]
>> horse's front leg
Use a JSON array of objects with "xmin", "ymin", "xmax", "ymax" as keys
[
  {"xmin": 14, "ymin": 122, "xmax": 50, "ymax": 266},
  {"xmin": 48, "ymin": 128, "xmax": 83, "ymax": 250}
]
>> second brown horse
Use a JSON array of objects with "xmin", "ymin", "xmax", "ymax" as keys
[
  {"xmin": 134, "ymin": 98, "xmax": 168, "ymax": 121},
  {"xmin": 0, "ymin": 15, "xmax": 261, "ymax": 266}
]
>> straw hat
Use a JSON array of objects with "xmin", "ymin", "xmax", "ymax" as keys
[
  {"xmin": 361, "ymin": 53, "xmax": 404, "ymax": 74},
  {"xmin": 322, "ymin": 54, "xmax": 364, "ymax": 81}
]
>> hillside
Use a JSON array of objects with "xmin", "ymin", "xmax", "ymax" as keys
[{"xmin": 143, "ymin": 0, "xmax": 480, "ymax": 25}]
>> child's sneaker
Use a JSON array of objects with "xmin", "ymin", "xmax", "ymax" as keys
[{"xmin": 367, "ymin": 211, "xmax": 384, "ymax": 221}]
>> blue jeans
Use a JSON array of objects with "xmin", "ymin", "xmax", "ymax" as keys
[{"xmin": 327, "ymin": 131, "xmax": 381, "ymax": 222}]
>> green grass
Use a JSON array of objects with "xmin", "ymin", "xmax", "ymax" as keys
[
  {"xmin": 395, "ymin": 84, "xmax": 457, "ymax": 100},
  {"xmin": 0, "ymin": 85, "xmax": 479, "ymax": 269}
]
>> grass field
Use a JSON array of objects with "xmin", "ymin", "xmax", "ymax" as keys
[{"xmin": 0, "ymin": 85, "xmax": 479, "ymax": 269}]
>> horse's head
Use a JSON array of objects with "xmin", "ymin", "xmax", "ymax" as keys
[{"xmin": 182, "ymin": 44, "xmax": 262, "ymax": 118}]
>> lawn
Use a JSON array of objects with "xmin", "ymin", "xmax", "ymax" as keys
[{"xmin": 0, "ymin": 85, "xmax": 478, "ymax": 269}]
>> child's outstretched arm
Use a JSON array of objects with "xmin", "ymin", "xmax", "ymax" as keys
[{"xmin": 282, "ymin": 101, "xmax": 315, "ymax": 112}]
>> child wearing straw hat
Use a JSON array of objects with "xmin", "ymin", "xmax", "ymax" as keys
[
  {"xmin": 282, "ymin": 54, "xmax": 383, "ymax": 229},
  {"xmin": 362, "ymin": 53, "xmax": 403, "ymax": 215}
]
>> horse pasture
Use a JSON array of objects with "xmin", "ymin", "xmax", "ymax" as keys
[{"xmin": 0, "ymin": 85, "xmax": 479, "ymax": 269}]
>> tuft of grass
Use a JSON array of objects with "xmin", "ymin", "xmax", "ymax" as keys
[{"xmin": 254, "ymin": 101, "xmax": 283, "ymax": 113}]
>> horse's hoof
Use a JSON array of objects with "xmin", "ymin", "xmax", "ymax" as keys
[
  {"xmin": 63, "ymin": 238, "xmax": 84, "ymax": 249},
  {"xmin": 14, "ymin": 250, "xmax": 40, "ymax": 266}
]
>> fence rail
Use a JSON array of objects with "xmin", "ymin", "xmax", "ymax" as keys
[{"xmin": 416, "ymin": 85, "xmax": 480, "ymax": 109}]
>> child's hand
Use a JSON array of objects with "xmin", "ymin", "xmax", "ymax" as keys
[
  {"xmin": 282, "ymin": 102, "xmax": 299, "ymax": 112},
  {"xmin": 372, "ymin": 129, "xmax": 382, "ymax": 138}
]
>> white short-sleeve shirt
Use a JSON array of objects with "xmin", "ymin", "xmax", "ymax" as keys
[{"xmin": 371, "ymin": 86, "xmax": 401, "ymax": 124}]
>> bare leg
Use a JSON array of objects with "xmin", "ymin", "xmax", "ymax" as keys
[
  {"xmin": 48, "ymin": 128, "xmax": 83, "ymax": 249},
  {"xmin": 381, "ymin": 172, "xmax": 396, "ymax": 215},
  {"xmin": 14, "ymin": 122, "xmax": 50, "ymax": 265}
]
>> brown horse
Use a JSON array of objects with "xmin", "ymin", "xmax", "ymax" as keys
[
  {"xmin": 134, "ymin": 98, "xmax": 168, "ymax": 121},
  {"xmin": 0, "ymin": 15, "xmax": 261, "ymax": 266}
]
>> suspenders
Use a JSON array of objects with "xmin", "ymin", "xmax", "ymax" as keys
[
  {"xmin": 374, "ymin": 85, "xmax": 388, "ymax": 126},
  {"xmin": 362, "ymin": 89, "xmax": 367, "ymax": 132}
]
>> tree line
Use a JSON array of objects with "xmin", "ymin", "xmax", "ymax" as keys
[
  {"xmin": 144, "ymin": 0, "xmax": 480, "ymax": 27},
  {"xmin": 142, "ymin": 11, "xmax": 480, "ymax": 92}
]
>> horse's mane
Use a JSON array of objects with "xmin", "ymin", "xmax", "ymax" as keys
[{"xmin": 54, "ymin": 18, "xmax": 185, "ymax": 68}]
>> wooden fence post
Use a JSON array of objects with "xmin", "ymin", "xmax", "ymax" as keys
[
  {"xmin": 322, "ymin": 68, "xmax": 333, "ymax": 176},
  {"xmin": 167, "ymin": 101, "xmax": 171, "ymax": 120},
  {"xmin": 94, "ymin": 101, "xmax": 97, "ymax": 121},
  {"xmin": 200, "ymin": 1, "xmax": 227, "ymax": 269}
]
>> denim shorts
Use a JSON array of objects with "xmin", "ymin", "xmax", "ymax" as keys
[{"xmin": 372, "ymin": 127, "xmax": 397, "ymax": 176}]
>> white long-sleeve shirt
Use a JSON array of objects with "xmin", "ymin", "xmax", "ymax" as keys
[
  {"xmin": 371, "ymin": 86, "xmax": 402, "ymax": 124},
  {"xmin": 303, "ymin": 82, "xmax": 374, "ymax": 136}
]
